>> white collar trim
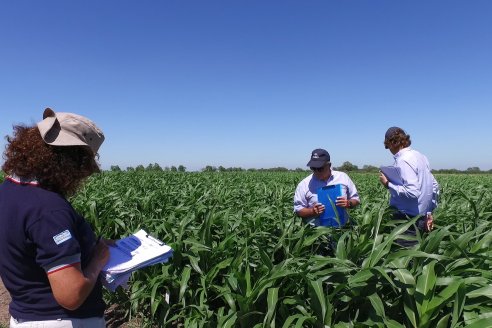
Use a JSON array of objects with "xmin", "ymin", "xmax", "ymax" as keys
[{"xmin": 7, "ymin": 174, "xmax": 39, "ymax": 186}]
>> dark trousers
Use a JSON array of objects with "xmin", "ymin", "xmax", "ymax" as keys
[{"xmin": 316, "ymin": 234, "xmax": 337, "ymax": 256}]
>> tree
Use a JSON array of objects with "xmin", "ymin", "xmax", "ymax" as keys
[
  {"xmin": 170, "ymin": 166, "xmax": 177, "ymax": 172},
  {"xmin": 268, "ymin": 167, "xmax": 288, "ymax": 172},
  {"xmin": 361, "ymin": 165, "xmax": 378, "ymax": 173},
  {"xmin": 146, "ymin": 163, "xmax": 162, "ymax": 171},
  {"xmin": 178, "ymin": 165, "xmax": 186, "ymax": 172},
  {"xmin": 466, "ymin": 167, "xmax": 481, "ymax": 173},
  {"xmin": 135, "ymin": 165, "xmax": 145, "ymax": 171},
  {"xmin": 227, "ymin": 167, "xmax": 243, "ymax": 172},
  {"xmin": 203, "ymin": 165, "xmax": 217, "ymax": 172},
  {"xmin": 433, "ymin": 168, "xmax": 461, "ymax": 174},
  {"xmin": 338, "ymin": 161, "xmax": 359, "ymax": 172},
  {"xmin": 110, "ymin": 165, "xmax": 122, "ymax": 172}
]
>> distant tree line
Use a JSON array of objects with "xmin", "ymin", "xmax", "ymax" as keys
[
  {"xmin": 431, "ymin": 167, "xmax": 492, "ymax": 174},
  {"xmin": 108, "ymin": 161, "xmax": 492, "ymax": 174},
  {"xmin": 201, "ymin": 166, "xmax": 307, "ymax": 172},
  {"xmin": 333, "ymin": 162, "xmax": 492, "ymax": 174},
  {"xmin": 110, "ymin": 163, "xmax": 186, "ymax": 172}
]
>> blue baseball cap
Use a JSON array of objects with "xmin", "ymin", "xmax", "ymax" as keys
[
  {"xmin": 307, "ymin": 148, "xmax": 330, "ymax": 168},
  {"xmin": 385, "ymin": 126, "xmax": 404, "ymax": 140}
]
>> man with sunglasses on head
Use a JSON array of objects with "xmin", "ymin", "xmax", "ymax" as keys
[{"xmin": 294, "ymin": 148, "xmax": 360, "ymax": 226}]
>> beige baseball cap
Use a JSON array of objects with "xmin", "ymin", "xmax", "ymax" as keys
[{"xmin": 37, "ymin": 108, "xmax": 105, "ymax": 154}]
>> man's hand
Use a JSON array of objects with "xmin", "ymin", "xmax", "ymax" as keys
[
  {"xmin": 312, "ymin": 203, "xmax": 325, "ymax": 216},
  {"xmin": 379, "ymin": 171, "xmax": 389, "ymax": 188},
  {"xmin": 336, "ymin": 196, "xmax": 350, "ymax": 208},
  {"xmin": 425, "ymin": 213, "xmax": 434, "ymax": 232}
]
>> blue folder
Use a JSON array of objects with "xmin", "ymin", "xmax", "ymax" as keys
[{"xmin": 317, "ymin": 184, "xmax": 348, "ymax": 227}]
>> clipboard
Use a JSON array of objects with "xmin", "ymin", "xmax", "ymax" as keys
[
  {"xmin": 380, "ymin": 165, "xmax": 403, "ymax": 185},
  {"xmin": 101, "ymin": 229, "xmax": 173, "ymax": 291},
  {"xmin": 317, "ymin": 184, "xmax": 347, "ymax": 227},
  {"xmin": 103, "ymin": 229, "xmax": 172, "ymax": 274}
]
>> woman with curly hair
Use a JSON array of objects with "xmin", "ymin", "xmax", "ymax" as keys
[
  {"xmin": 379, "ymin": 126, "xmax": 439, "ymax": 246},
  {"xmin": 0, "ymin": 108, "xmax": 110, "ymax": 327}
]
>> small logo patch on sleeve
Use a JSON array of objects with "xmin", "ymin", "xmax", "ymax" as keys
[{"xmin": 53, "ymin": 230, "xmax": 72, "ymax": 245}]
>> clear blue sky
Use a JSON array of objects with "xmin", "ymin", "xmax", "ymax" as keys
[{"xmin": 1, "ymin": 1, "xmax": 491, "ymax": 171}]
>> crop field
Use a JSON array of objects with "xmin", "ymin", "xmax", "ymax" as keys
[{"xmin": 66, "ymin": 172, "xmax": 492, "ymax": 327}]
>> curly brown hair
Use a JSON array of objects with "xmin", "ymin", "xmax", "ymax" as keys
[
  {"xmin": 2, "ymin": 125, "xmax": 100, "ymax": 197},
  {"xmin": 384, "ymin": 129, "xmax": 411, "ymax": 150}
]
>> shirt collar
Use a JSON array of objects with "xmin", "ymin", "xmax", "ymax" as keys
[
  {"xmin": 6, "ymin": 174, "xmax": 39, "ymax": 186},
  {"xmin": 394, "ymin": 147, "xmax": 412, "ymax": 160},
  {"xmin": 311, "ymin": 172, "xmax": 334, "ymax": 183}
]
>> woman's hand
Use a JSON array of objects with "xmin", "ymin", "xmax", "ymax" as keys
[{"xmin": 92, "ymin": 239, "xmax": 110, "ymax": 267}]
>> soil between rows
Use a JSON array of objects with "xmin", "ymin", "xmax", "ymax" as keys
[
  {"xmin": 0, "ymin": 279, "xmax": 10, "ymax": 326},
  {"xmin": 0, "ymin": 280, "xmax": 137, "ymax": 327}
]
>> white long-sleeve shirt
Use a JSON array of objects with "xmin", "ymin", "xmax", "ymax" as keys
[{"xmin": 387, "ymin": 147, "xmax": 439, "ymax": 216}]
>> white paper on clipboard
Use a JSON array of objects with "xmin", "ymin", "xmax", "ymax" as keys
[
  {"xmin": 101, "ymin": 229, "xmax": 173, "ymax": 291},
  {"xmin": 103, "ymin": 229, "xmax": 172, "ymax": 274},
  {"xmin": 380, "ymin": 166, "xmax": 403, "ymax": 185}
]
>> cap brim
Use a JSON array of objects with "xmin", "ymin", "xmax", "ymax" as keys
[{"xmin": 307, "ymin": 160, "xmax": 327, "ymax": 168}]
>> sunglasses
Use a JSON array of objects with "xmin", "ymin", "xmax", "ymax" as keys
[{"xmin": 310, "ymin": 166, "xmax": 325, "ymax": 172}]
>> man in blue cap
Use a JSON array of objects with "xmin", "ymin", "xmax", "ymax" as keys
[
  {"xmin": 379, "ymin": 127, "xmax": 439, "ymax": 246},
  {"xmin": 294, "ymin": 148, "xmax": 360, "ymax": 226}
]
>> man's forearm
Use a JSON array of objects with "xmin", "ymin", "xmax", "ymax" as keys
[{"xmin": 297, "ymin": 207, "xmax": 315, "ymax": 218}]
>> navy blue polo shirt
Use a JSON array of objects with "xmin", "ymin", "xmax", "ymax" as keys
[{"xmin": 0, "ymin": 177, "xmax": 105, "ymax": 320}]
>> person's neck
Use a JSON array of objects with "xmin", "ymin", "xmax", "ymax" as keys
[
  {"xmin": 390, "ymin": 146, "xmax": 403, "ymax": 155},
  {"xmin": 317, "ymin": 173, "xmax": 332, "ymax": 182}
]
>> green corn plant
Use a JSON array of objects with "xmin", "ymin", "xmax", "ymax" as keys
[{"xmin": 67, "ymin": 171, "xmax": 492, "ymax": 327}]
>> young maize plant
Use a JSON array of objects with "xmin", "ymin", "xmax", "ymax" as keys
[{"xmin": 68, "ymin": 171, "xmax": 492, "ymax": 328}]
